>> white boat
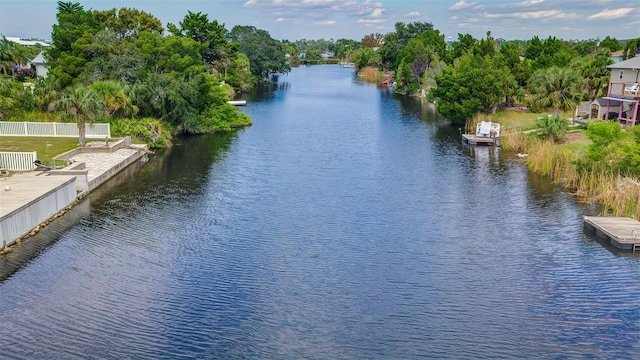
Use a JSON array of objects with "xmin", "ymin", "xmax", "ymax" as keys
[{"xmin": 227, "ymin": 100, "xmax": 247, "ymax": 106}]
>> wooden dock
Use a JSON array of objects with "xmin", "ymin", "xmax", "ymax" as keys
[
  {"xmin": 583, "ymin": 216, "xmax": 640, "ymax": 252},
  {"xmin": 461, "ymin": 134, "xmax": 501, "ymax": 146}
]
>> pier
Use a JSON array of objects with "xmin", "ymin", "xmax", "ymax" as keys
[
  {"xmin": 462, "ymin": 121, "xmax": 502, "ymax": 147},
  {"xmin": 583, "ymin": 216, "xmax": 640, "ymax": 252},
  {"xmin": 461, "ymin": 133, "xmax": 502, "ymax": 146},
  {"xmin": 0, "ymin": 137, "xmax": 147, "ymax": 250}
]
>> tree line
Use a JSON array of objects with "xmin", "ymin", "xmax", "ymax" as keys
[
  {"xmin": 0, "ymin": 1, "xmax": 292, "ymax": 146},
  {"xmin": 344, "ymin": 22, "xmax": 638, "ymax": 126},
  {"xmin": 2, "ymin": 4, "xmax": 639, "ymax": 145}
]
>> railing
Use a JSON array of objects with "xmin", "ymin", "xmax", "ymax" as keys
[
  {"xmin": 608, "ymin": 82, "xmax": 640, "ymax": 98},
  {"xmin": 0, "ymin": 151, "xmax": 37, "ymax": 171},
  {"xmin": 0, "ymin": 122, "xmax": 110, "ymax": 138}
]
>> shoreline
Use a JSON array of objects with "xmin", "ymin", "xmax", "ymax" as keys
[{"xmin": 0, "ymin": 137, "xmax": 148, "ymax": 253}]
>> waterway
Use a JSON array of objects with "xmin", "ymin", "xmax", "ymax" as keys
[{"xmin": 1, "ymin": 65, "xmax": 639, "ymax": 359}]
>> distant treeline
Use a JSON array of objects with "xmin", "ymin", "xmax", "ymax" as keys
[{"xmin": 2, "ymin": 3, "xmax": 639, "ymax": 142}]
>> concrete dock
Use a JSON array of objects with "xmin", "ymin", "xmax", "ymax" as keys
[
  {"xmin": 0, "ymin": 138, "xmax": 147, "ymax": 249},
  {"xmin": 583, "ymin": 216, "xmax": 640, "ymax": 252}
]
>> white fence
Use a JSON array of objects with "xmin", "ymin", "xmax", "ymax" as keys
[
  {"xmin": 0, "ymin": 121, "xmax": 110, "ymax": 138},
  {"xmin": 0, "ymin": 151, "xmax": 37, "ymax": 171}
]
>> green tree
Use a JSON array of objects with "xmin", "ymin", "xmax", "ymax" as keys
[
  {"xmin": 351, "ymin": 47, "xmax": 379, "ymax": 69},
  {"xmin": 49, "ymin": 2, "xmax": 99, "ymax": 86},
  {"xmin": 228, "ymin": 25, "xmax": 290, "ymax": 78},
  {"xmin": 499, "ymin": 41, "xmax": 531, "ymax": 87},
  {"xmin": 332, "ymin": 38, "xmax": 360, "ymax": 60},
  {"xmin": 80, "ymin": 30, "xmax": 146, "ymax": 84},
  {"xmin": 168, "ymin": 11, "xmax": 236, "ymax": 76},
  {"xmin": 450, "ymin": 33, "xmax": 476, "ymax": 61},
  {"xmin": 598, "ymin": 36, "xmax": 621, "ymax": 52},
  {"xmin": 379, "ymin": 21, "xmax": 437, "ymax": 70},
  {"xmin": 56, "ymin": 86, "xmax": 104, "ymax": 145},
  {"xmin": 529, "ymin": 66, "xmax": 579, "ymax": 116},
  {"xmin": 93, "ymin": 7, "xmax": 163, "ymax": 39},
  {"xmin": 431, "ymin": 54, "xmax": 511, "ymax": 125},
  {"xmin": 621, "ymin": 38, "xmax": 639, "ymax": 60},
  {"xmin": 226, "ymin": 52, "xmax": 254, "ymax": 91},
  {"xmin": 573, "ymin": 48, "xmax": 613, "ymax": 101}
]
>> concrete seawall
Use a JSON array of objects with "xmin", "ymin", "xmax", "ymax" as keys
[
  {"xmin": 0, "ymin": 137, "xmax": 148, "ymax": 250},
  {"xmin": 0, "ymin": 174, "xmax": 77, "ymax": 248}
]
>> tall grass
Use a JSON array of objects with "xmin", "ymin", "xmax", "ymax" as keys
[
  {"xmin": 575, "ymin": 172, "xmax": 640, "ymax": 219},
  {"xmin": 358, "ymin": 66, "xmax": 387, "ymax": 84},
  {"xmin": 501, "ymin": 127, "xmax": 530, "ymax": 152},
  {"xmin": 523, "ymin": 137, "xmax": 640, "ymax": 220}
]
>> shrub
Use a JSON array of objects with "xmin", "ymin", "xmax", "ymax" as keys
[{"xmin": 535, "ymin": 115, "xmax": 568, "ymax": 143}]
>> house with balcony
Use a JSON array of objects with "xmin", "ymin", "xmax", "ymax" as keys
[{"xmin": 594, "ymin": 55, "xmax": 640, "ymax": 126}]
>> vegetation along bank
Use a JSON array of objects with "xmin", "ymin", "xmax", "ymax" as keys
[{"xmin": 1, "ymin": 1, "xmax": 639, "ymax": 218}]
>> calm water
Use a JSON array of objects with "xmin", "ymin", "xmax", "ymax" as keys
[{"xmin": 1, "ymin": 65, "xmax": 639, "ymax": 359}]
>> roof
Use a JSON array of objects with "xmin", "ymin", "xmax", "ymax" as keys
[
  {"xmin": 592, "ymin": 97, "xmax": 622, "ymax": 106},
  {"xmin": 5, "ymin": 36, "xmax": 51, "ymax": 47},
  {"xmin": 593, "ymin": 97, "xmax": 640, "ymax": 106},
  {"xmin": 607, "ymin": 55, "xmax": 640, "ymax": 70},
  {"xmin": 30, "ymin": 51, "xmax": 46, "ymax": 64}
]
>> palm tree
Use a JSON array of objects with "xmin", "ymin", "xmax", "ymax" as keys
[
  {"xmin": 34, "ymin": 75, "xmax": 63, "ymax": 111},
  {"xmin": 56, "ymin": 86, "xmax": 104, "ymax": 146},
  {"xmin": 56, "ymin": 1, "xmax": 83, "ymax": 14},
  {"xmin": 529, "ymin": 66, "xmax": 579, "ymax": 116},
  {"xmin": 90, "ymin": 80, "xmax": 131, "ymax": 117},
  {"xmin": 576, "ymin": 49, "xmax": 613, "ymax": 101}
]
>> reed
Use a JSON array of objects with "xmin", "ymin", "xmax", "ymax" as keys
[
  {"xmin": 500, "ymin": 127, "xmax": 530, "ymax": 152},
  {"xmin": 534, "ymin": 157, "xmax": 640, "ymax": 220},
  {"xmin": 593, "ymin": 175, "xmax": 640, "ymax": 219},
  {"xmin": 358, "ymin": 66, "xmax": 386, "ymax": 84},
  {"xmin": 526, "ymin": 140, "xmax": 581, "ymax": 189}
]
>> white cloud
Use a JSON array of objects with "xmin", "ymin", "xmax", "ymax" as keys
[
  {"xmin": 243, "ymin": 0, "xmax": 258, "ymax": 8},
  {"xmin": 588, "ymin": 8, "xmax": 634, "ymax": 20},
  {"xmin": 276, "ymin": 17, "xmax": 285, "ymax": 22},
  {"xmin": 449, "ymin": 1, "xmax": 477, "ymax": 11},
  {"xmin": 371, "ymin": 8, "xmax": 384, "ymax": 17},
  {"xmin": 408, "ymin": 11, "xmax": 421, "ymax": 17},
  {"xmin": 482, "ymin": 10, "xmax": 578, "ymax": 20},
  {"xmin": 357, "ymin": 18, "xmax": 386, "ymax": 24},
  {"xmin": 315, "ymin": 20, "xmax": 336, "ymax": 25},
  {"xmin": 509, "ymin": 0, "xmax": 545, "ymax": 7}
]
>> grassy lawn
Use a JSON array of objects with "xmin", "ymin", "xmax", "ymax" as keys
[
  {"xmin": 0, "ymin": 137, "xmax": 80, "ymax": 163},
  {"xmin": 490, "ymin": 110, "xmax": 574, "ymax": 129}
]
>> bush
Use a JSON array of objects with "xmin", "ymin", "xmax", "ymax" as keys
[
  {"xmin": 536, "ymin": 115, "xmax": 568, "ymax": 142},
  {"xmin": 110, "ymin": 117, "xmax": 172, "ymax": 149}
]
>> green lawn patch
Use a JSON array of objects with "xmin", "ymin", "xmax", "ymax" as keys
[
  {"xmin": 492, "ymin": 110, "xmax": 574, "ymax": 129},
  {"xmin": 0, "ymin": 137, "xmax": 80, "ymax": 163}
]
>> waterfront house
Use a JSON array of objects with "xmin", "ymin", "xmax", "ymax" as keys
[{"xmin": 599, "ymin": 55, "xmax": 640, "ymax": 125}]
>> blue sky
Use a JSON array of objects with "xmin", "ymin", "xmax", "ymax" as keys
[{"xmin": 1, "ymin": 0, "xmax": 638, "ymax": 42}]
